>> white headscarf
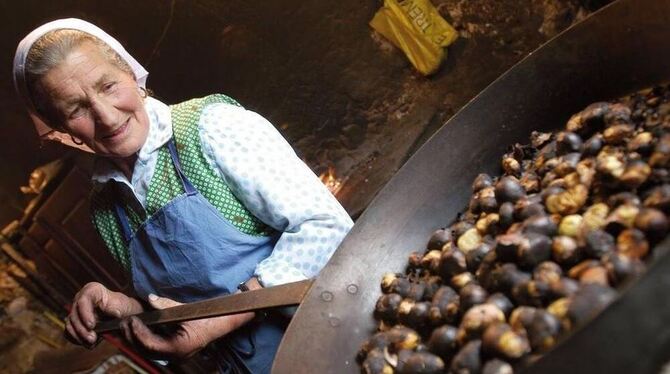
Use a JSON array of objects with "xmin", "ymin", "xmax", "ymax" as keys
[{"xmin": 13, "ymin": 18, "xmax": 149, "ymax": 152}]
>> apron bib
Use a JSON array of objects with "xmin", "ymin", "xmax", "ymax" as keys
[{"xmin": 114, "ymin": 139, "xmax": 285, "ymax": 373}]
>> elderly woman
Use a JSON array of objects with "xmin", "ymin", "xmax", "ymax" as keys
[{"xmin": 13, "ymin": 18, "xmax": 353, "ymax": 372}]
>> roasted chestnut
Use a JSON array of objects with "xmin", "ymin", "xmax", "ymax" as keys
[
  {"xmin": 460, "ymin": 284, "xmax": 489, "ymax": 313},
  {"xmin": 482, "ymin": 323, "xmax": 531, "ymax": 360},
  {"xmin": 450, "ymin": 340, "xmax": 483, "ymax": 374},
  {"xmin": 482, "ymin": 358, "xmax": 514, "ymax": 374},
  {"xmin": 427, "ymin": 228, "xmax": 453, "ymax": 250},
  {"xmin": 495, "ymin": 176, "xmax": 527, "ymax": 204},
  {"xmin": 428, "ymin": 325, "xmax": 459, "ymax": 360},
  {"xmin": 397, "ymin": 352, "xmax": 445, "ymax": 374}
]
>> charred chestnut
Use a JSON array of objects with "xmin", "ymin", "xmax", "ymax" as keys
[
  {"xmin": 398, "ymin": 300, "xmax": 431, "ymax": 329},
  {"xmin": 582, "ymin": 203, "xmax": 610, "ymax": 232},
  {"xmin": 617, "ymin": 228, "xmax": 650, "ymax": 259},
  {"xmin": 533, "ymin": 261, "xmax": 563, "ymax": 284},
  {"xmin": 421, "ymin": 250, "xmax": 442, "ymax": 274},
  {"xmin": 523, "ymin": 214, "xmax": 558, "ymax": 236},
  {"xmin": 488, "ymin": 263, "xmax": 531, "ymax": 295},
  {"xmin": 381, "ymin": 273, "xmax": 411, "ymax": 296},
  {"xmin": 460, "ymin": 284, "xmax": 489, "ymax": 313},
  {"xmin": 509, "ymin": 306, "xmax": 538, "ymax": 332},
  {"xmin": 397, "ymin": 352, "xmax": 445, "ymax": 374},
  {"xmin": 375, "ymin": 293, "xmax": 403, "ymax": 322},
  {"xmin": 525, "ymin": 310, "xmax": 562, "ymax": 351},
  {"xmin": 545, "ymin": 185, "xmax": 588, "ymax": 215},
  {"xmin": 516, "ymin": 233, "xmax": 552, "ymax": 270},
  {"xmin": 520, "ymin": 171, "xmax": 540, "ymax": 193},
  {"xmin": 578, "ymin": 266, "xmax": 609, "ymax": 286},
  {"xmin": 548, "ymin": 277, "xmax": 580, "ymax": 299},
  {"xmin": 482, "ymin": 323, "xmax": 531, "ymax": 360},
  {"xmin": 487, "ymin": 293, "xmax": 514, "ymax": 318},
  {"xmin": 451, "ymin": 272, "xmax": 477, "ymax": 291},
  {"xmin": 460, "ymin": 303, "xmax": 506, "ymax": 339},
  {"xmin": 495, "ymin": 232, "xmax": 523, "ymax": 262},
  {"xmin": 627, "ymin": 131, "xmax": 655, "ymax": 155},
  {"xmin": 439, "ymin": 246, "xmax": 468, "ymax": 279},
  {"xmin": 583, "ymin": 230, "xmax": 616, "ymax": 259},
  {"xmin": 427, "ymin": 228, "xmax": 453, "ymax": 250},
  {"xmin": 603, "ymin": 123, "xmax": 635, "ymax": 145},
  {"xmin": 473, "ymin": 173, "xmax": 494, "ymax": 192},
  {"xmin": 566, "ymin": 102, "xmax": 609, "ymax": 137},
  {"xmin": 602, "ymin": 252, "xmax": 645, "ymax": 285},
  {"xmin": 422, "ymin": 276, "xmax": 443, "ymax": 301},
  {"xmin": 458, "ymin": 228, "xmax": 484, "ymax": 254},
  {"xmin": 643, "ymin": 184, "xmax": 670, "ymax": 213},
  {"xmin": 604, "ymin": 203, "xmax": 639, "ymax": 235},
  {"xmin": 482, "ymin": 359, "xmax": 514, "ymax": 374},
  {"xmin": 452, "ymin": 221, "xmax": 476, "ymax": 240},
  {"xmin": 556, "ymin": 131, "xmax": 583, "ymax": 155},
  {"xmin": 466, "ymin": 242, "xmax": 493, "ymax": 272},
  {"xmin": 551, "ymin": 235, "xmax": 582, "ymax": 267},
  {"xmin": 634, "ymin": 207, "xmax": 669, "ymax": 242},
  {"xmin": 498, "ymin": 202, "xmax": 515, "ymax": 229},
  {"xmin": 620, "ymin": 160, "xmax": 651, "ymax": 188},
  {"xmin": 450, "ymin": 340, "xmax": 483, "ymax": 374},
  {"xmin": 477, "ymin": 214, "xmax": 501, "ymax": 236},
  {"xmin": 495, "ymin": 176, "xmax": 527, "ymax": 204},
  {"xmin": 361, "ymin": 348, "xmax": 392, "ymax": 374},
  {"xmin": 427, "ymin": 325, "xmax": 459, "ymax": 360},
  {"xmin": 547, "ymin": 297, "xmax": 572, "ymax": 331},
  {"xmin": 567, "ymin": 259, "xmax": 601, "ymax": 279},
  {"xmin": 430, "ymin": 286, "xmax": 460, "ymax": 325},
  {"xmin": 582, "ymin": 133, "xmax": 604, "ymax": 156},
  {"xmin": 512, "ymin": 279, "xmax": 551, "ymax": 307},
  {"xmin": 478, "ymin": 186, "xmax": 500, "ymax": 213},
  {"xmin": 502, "ymin": 154, "xmax": 522, "ymax": 177}
]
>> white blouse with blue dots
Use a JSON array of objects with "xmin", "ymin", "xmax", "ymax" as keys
[{"xmin": 92, "ymin": 97, "xmax": 354, "ymax": 288}]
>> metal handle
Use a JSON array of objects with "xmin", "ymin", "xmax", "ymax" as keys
[{"xmin": 95, "ymin": 279, "xmax": 313, "ymax": 333}]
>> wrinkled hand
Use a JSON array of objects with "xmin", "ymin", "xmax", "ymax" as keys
[
  {"xmin": 121, "ymin": 294, "xmax": 255, "ymax": 360},
  {"xmin": 65, "ymin": 282, "xmax": 143, "ymax": 347}
]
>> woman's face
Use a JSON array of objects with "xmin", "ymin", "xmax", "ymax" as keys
[{"xmin": 39, "ymin": 41, "xmax": 149, "ymax": 158}]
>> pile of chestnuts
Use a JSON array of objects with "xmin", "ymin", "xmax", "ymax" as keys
[{"xmin": 358, "ymin": 84, "xmax": 670, "ymax": 374}]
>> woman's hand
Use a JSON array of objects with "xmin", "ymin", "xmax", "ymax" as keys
[
  {"xmin": 65, "ymin": 282, "xmax": 144, "ymax": 347},
  {"xmin": 121, "ymin": 293, "xmax": 256, "ymax": 360}
]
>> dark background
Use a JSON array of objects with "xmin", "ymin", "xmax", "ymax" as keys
[{"xmin": 0, "ymin": 0, "xmax": 598, "ymax": 226}]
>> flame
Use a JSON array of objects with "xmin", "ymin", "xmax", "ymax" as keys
[{"xmin": 319, "ymin": 166, "xmax": 343, "ymax": 196}]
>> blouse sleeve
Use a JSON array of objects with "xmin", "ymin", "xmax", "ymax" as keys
[{"xmin": 198, "ymin": 103, "xmax": 354, "ymax": 287}]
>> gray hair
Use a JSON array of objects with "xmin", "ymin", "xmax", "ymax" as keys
[{"xmin": 24, "ymin": 29, "xmax": 135, "ymax": 124}]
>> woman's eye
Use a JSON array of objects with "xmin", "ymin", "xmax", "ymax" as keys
[
  {"xmin": 102, "ymin": 82, "xmax": 117, "ymax": 93},
  {"xmin": 69, "ymin": 106, "xmax": 86, "ymax": 119}
]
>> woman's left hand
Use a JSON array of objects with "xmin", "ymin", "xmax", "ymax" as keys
[{"xmin": 120, "ymin": 294, "xmax": 254, "ymax": 359}]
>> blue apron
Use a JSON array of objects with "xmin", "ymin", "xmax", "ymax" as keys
[{"xmin": 113, "ymin": 139, "xmax": 286, "ymax": 373}]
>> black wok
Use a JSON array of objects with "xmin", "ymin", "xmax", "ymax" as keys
[{"xmin": 274, "ymin": 0, "xmax": 670, "ymax": 372}]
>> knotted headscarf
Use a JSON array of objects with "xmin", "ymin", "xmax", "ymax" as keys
[{"xmin": 13, "ymin": 18, "xmax": 149, "ymax": 152}]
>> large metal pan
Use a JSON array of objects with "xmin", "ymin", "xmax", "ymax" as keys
[{"xmin": 273, "ymin": 0, "xmax": 670, "ymax": 372}]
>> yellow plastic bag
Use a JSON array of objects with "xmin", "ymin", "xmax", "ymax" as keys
[{"xmin": 370, "ymin": 0, "xmax": 458, "ymax": 75}]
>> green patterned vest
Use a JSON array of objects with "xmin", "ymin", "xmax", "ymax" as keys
[{"xmin": 90, "ymin": 95, "xmax": 273, "ymax": 271}]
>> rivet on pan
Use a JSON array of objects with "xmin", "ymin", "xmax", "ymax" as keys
[
  {"xmin": 321, "ymin": 291, "xmax": 334, "ymax": 302},
  {"xmin": 328, "ymin": 317, "xmax": 341, "ymax": 327},
  {"xmin": 347, "ymin": 284, "xmax": 358, "ymax": 294}
]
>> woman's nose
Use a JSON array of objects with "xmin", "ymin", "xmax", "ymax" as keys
[{"xmin": 91, "ymin": 97, "xmax": 117, "ymax": 127}]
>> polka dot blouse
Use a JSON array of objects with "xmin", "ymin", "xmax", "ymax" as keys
[{"xmin": 92, "ymin": 97, "xmax": 354, "ymax": 287}]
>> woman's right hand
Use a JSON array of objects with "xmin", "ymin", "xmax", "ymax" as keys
[{"xmin": 65, "ymin": 282, "xmax": 143, "ymax": 347}]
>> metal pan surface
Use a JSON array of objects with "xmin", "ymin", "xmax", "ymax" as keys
[{"xmin": 274, "ymin": 0, "xmax": 670, "ymax": 372}]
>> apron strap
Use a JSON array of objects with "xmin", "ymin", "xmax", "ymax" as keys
[
  {"xmin": 166, "ymin": 139, "xmax": 198, "ymax": 196},
  {"xmin": 113, "ymin": 138, "xmax": 198, "ymax": 244},
  {"xmin": 113, "ymin": 185, "xmax": 134, "ymax": 244}
]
